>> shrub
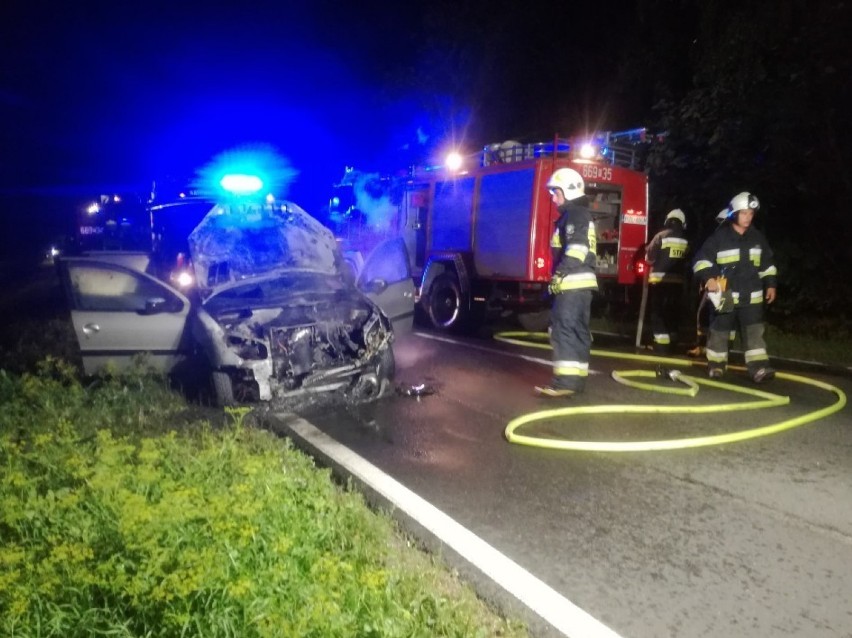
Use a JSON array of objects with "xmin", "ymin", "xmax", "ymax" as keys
[{"xmin": 0, "ymin": 361, "xmax": 526, "ymax": 638}]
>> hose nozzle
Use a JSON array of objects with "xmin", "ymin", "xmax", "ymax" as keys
[{"xmin": 656, "ymin": 366, "xmax": 682, "ymax": 381}]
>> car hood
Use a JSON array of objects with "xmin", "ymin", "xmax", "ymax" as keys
[
  {"xmin": 187, "ymin": 199, "xmax": 343, "ymax": 299},
  {"xmin": 201, "ymin": 270, "xmax": 352, "ymax": 316}
]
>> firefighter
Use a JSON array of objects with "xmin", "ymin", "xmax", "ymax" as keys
[
  {"xmin": 644, "ymin": 208, "xmax": 689, "ymax": 353},
  {"xmin": 535, "ymin": 168, "xmax": 598, "ymax": 397},
  {"xmin": 692, "ymin": 192, "xmax": 778, "ymax": 382},
  {"xmin": 688, "ymin": 208, "xmax": 733, "ymax": 357}
]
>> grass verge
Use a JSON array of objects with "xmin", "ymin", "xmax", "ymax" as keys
[
  {"xmin": 0, "ymin": 359, "xmax": 529, "ymax": 637},
  {"xmin": 590, "ymin": 316, "xmax": 852, "ymax": 369}
]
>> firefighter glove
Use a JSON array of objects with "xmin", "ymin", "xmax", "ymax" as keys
[{"xmin": 548, "ymin": 274, "xmax": 563, "ymax": 295}]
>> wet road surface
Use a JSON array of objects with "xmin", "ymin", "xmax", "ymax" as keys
[{"xmin": 270, "ymin": 330, "xmax": 852, "ymax": 638}]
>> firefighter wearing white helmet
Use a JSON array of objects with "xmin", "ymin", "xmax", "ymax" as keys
[
  {"xmin": 692, "ymin": 192, "xmax": 778, "ymax": 383},
  {"xmin": 689, "ymin": 208, "xmax": 736, "ymax": 357},
  {"xmin": 535, "ymin": 168, "xmax": 598, "ymax": 397},
  {"xmin": 644, "ymin": 208, "xmax": 690, "ymax": 353}
]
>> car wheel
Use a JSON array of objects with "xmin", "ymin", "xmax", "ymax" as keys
[
  {"xmin": 426, "ymin": 272, "xmax": 468, "ymax": 331},
  {"xmin": 211, "ymin": 371, "xmax": 235, "ymax": 407},
  {"xmin": 349, "ymin": 345, "xmax": 395, "ymax": 402},
  {"xmin": 376, "ymin": 344, "xmax": 395, "ymax": 395},
  {"xmin": 517, "ymin": 309, "xmax": 551, "ymax": 333}
]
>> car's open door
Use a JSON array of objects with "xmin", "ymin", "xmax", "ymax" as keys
[
  {"xmin": 56, "ymin": 258, "xmax": 193, "ymax": 375},
  {"xmin": 356, "ymin": 238, "xmax": 415, "ymax": 335}
]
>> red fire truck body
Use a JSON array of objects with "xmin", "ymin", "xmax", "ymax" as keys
[{"xmin": 335, "ymin": 133, "xmax": 651, "ymax": 331}]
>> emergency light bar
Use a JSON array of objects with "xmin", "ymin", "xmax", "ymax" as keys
[{"xmin": 220, "ymin": 174, "xmax": 264, "ymax": 195}]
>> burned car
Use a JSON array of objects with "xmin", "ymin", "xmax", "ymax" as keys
[{"xmin": 57, "ymin": 196, "xmax": 415, "ymax": 405}]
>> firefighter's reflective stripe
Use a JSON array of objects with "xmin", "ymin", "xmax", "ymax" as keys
[
  {"xmin": 716, "ymin": 248, "xmax": 739, "ymax": 264},
  {"xmin": 550, "ymin": 228, "xmax": 560, "ymax": 248},
  {"xmin": 745, "ymin": 348, "xmax": 769, "ymax": 363},
  {"xmin": 566, "ymin": 243, "xmax": 590, "ymax": 261},
  {"xmin": 587, "ymin": 223, "xmax": 597, "ymax": 255},
  {"xmin": 646, "ymin": 229, "xmax": 688, "ymax": 285},
  {"xmin": 706, "ymin": 347, "xmax": 729, "ymax": 363},
  {"xmin": 552, "ymin": 225, "xmax": 596, "ymax": 260},
  {"xmin": 653, "ymin": 332, "xmax": 671, "ymax": 345},
  {"xmin": 750, "ymin": 290, "xmax": 763, "ymax": 304},
  {"xmin": 759, "ymin": 265, "xmax": 777, "ymax": 279},
  {"xmin": 554, "ymin": 360, "xmax": 589, "ymax": 377},
  {"xmin": 555, "ymin": 272, "xmax": 598, "ymax": 291},
  {"xmin": 692, "ymin": 224, "xmax": 778, "ymax": 305},
  {"xmin": 749, "ymin": 247, "xmax": 762, "ymax": 266},
  {"xmin": 693, "ymin": 259, "xmax": 714, "ymax": 274},
  {"xmin": 661, "ymin": 236, "xmax": 688, "ymax": 257}
]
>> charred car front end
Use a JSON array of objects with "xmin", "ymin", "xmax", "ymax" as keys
[
  {"xmin": 58, "ymin": 193, "xmax": 414, "ymax": 406},
  {"xmin": 189, "ymin": 198, "xmax": 404, "ymax": 405},
  {"xmin": 195, "ymin": 273, "xmax": 395, "ymax": 404}
]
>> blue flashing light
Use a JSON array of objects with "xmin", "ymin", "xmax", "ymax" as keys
[
  {"xmin": 220, "ymin": 173, "xmax": 264, "ymax": 195},
  {"xmin": 193, "ymin": 145, "xmax": 298, "ymax": 202}
]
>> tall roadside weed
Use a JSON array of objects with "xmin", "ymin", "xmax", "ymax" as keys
[{"xmin": 1, "ymin": 360, "xmax": 527, "ymax": 637}]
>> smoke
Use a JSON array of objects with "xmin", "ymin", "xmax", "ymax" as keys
[{"xmin": 351, "ymin": 172, "xmax": 398, "ymax": 232}]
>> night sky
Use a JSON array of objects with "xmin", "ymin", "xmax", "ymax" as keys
[{"xmin": 0, "ymin": 0, "xmax": 638, "ymax": 264}]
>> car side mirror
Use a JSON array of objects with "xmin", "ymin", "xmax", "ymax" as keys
[
  {"xmin": 142, "ymin": 297, "xmax": 168, "ymax": 314},
  {"xmin": 361, "ymin": 278, "xmax": 388, "ymax": 295}
]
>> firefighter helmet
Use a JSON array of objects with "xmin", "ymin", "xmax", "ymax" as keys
[
  {"xmin": 546, "ymin": 168, "xmax": 585, "ymax": 201},
  {"xmin": 665, "ymin": 208, "xmax": 686, "ymax": 228},
  {"xmin": 729, "ymin": 191, "xmax": 760, "ymax": 214},
  {"xmin": 716, "ymin": 208, "xmax": 729, "ymax": 224}
]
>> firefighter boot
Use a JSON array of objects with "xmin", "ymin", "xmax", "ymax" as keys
[
  {"xmin": 705, "ymin": 329, "xmax": 731, "ymax": 380},
  {"xmin": 743, "ymin": 323, "xmax": 774, "ymax": 383},
  {"xmin": 707, "ymin": 367, "xmax": 725, "ymax": 379},
  {"xmin": 534, "ymin": 385, "xmax": 576, "ymax": 398},
  {"xmin": 751, "ymin": 367, "xmax": 776, "ymax": 384}
]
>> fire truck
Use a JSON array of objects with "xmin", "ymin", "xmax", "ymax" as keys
[
  {"xmin": 331, "ymin": 129, "xmax": 654, "ymax": 332},
  {"xmin": 72, "ymin": 180, "xmax": 214, "ymax": 287}
]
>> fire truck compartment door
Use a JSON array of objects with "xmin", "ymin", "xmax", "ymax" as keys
[{"xmin": 474, "ymin": 169, "xmax": 535, "ymax": 277}]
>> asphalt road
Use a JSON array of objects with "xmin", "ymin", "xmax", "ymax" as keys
[{"xmin": 270, "ymin": 329, "xmax": 852, "ymax": 638}]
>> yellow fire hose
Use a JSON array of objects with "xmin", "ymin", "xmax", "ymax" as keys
[{"xmin": 494, "ymin": 331, "xmax": 847, "ymax": 452}]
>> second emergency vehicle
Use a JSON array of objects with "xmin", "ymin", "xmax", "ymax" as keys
[{"xmin": 331, "ymin": 130, "xmax": 652, "ymax": 331}]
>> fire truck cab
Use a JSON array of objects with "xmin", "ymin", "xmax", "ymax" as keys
[{"xmin": 332, "ymin": 130, "xmax": 651, "ymax": 331}]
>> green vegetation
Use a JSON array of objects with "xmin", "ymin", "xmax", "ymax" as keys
[
  {"xmin": 0, "ymin": 359, "xmax": 528, "ymax": 638},
  {"xmin": 591, "ymin": 314, "xmax": 852, "ymax": 369},
  {"xmin": 618, "ymin": 1, "xmax": 851, "ymax": 320}
]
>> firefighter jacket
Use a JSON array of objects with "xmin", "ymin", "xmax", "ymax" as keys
[
  {"xmin": 550, "ymin": 197, "xmax": 598, "ymax": 292},
  {"xmin": 692, "ymin": 223, "xmax": 778, "ymax": 306},
  {"xmin": 646, "ymin": 225, "xmax": 689, "ymax": 284}
]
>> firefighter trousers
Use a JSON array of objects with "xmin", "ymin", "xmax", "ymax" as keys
[
  {"xmin": 706, "ymin": 303, "xmax": 771, "ymax": 377},
  {"xmin": 648, "ymin": 282, "xmax": 684, "ymax": 353},
  {"xmin": 550, "ymin": 289, "xmax": 593, "ymax": 392}
]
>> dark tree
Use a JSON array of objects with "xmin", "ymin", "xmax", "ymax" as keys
[{"xmin": 620, "ymin": 0, "xmax": 851, "ymax": 325}]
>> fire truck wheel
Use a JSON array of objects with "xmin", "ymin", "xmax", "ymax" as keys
[
  {"xmin": 517, "ymin": 309, "xmax": 551, "ymax": 333},
  {"xmin": 426, "ymin": 272, "xmax": 469, "ymax": 331}
]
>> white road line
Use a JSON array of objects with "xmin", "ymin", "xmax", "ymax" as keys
[
  {"xmin": 286, "ymin": 417, "xmax": 625, "ymax": 638},
  {"xmin": 412, "ymin": 331, "xmax": 602, "ymax": 375}
]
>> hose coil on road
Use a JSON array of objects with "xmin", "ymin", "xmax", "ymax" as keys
[{"xmin": 494, "ymin": 331, "xmax": 847, "ymax": 452}]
